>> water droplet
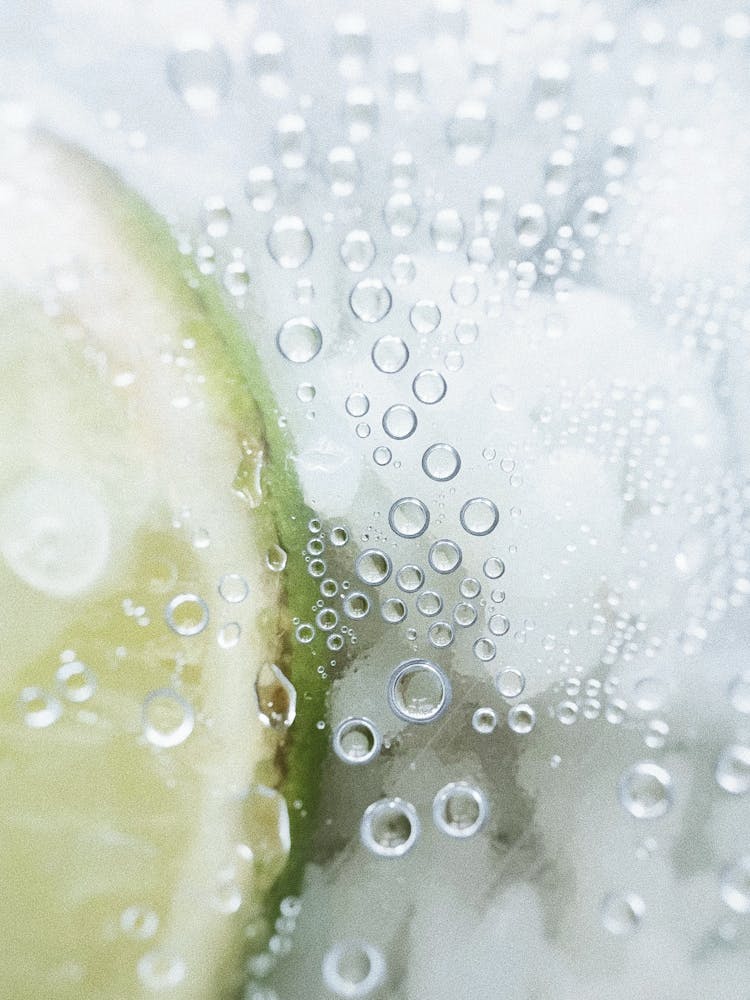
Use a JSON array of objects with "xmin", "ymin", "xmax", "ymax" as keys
[
  {"xmin": 601, "ymin": 892, "xmax": 646, "ymax": 935},
  {"xmin": 267, "ymin": 216, "xmax": 313, "ymax": 269},
  {"xmin": 382, "ymin": 404, "xmax": 417, "ymax": 440},
  {"xmin": 218, "ymin": 622, "xmax": 242, "ymax": 649},
  {"xmin": 322, "ymin": 939, "xmax": 386, "ymax": 998},
  {"xmin": 447, "ymin": 99, "xmax": 494, "ymax": 164},
  {"xmin": 428, "ymin": 539, "xmax": 462, "ymax": 574},
  {"xmin": 422, "ymin": 443, "xmax": 461, "ymax": 481},
  {"xmin": 451, "ymin": 274, "xmax": 478, "ymax": 306},
  {"xmin": 55, "ymin": 660, "xmax": 96, "ymax": 703},
  {"xmin": 19, "ymin": 687, "xmax": 62, "ymax": 728},
  {"xmin": 350, "ymin": 278, "xmax": 392, "ymax": 323},
  {"xmin": 490, "ymin": 383, "xmax": 516, "ymax": 412},
  {"xmin": 389, "ymin": 497, "xmax": 430, "ymax": 538},
  {"xmin": 480, "ymin": 185, "xmax": 506, "ymax": 229},
  {"xmin": 410, "ymin": 300, "xmax": 441, "ymax": 334},
  {"xmin": 391, "ymin": 253, "xmax": 416, "ymax": 283},
  {"xmin": 166, "ymin": 36, "xmax": 231, "ymax": 114},
  {"xmin": 344, "ymin": 86, "xmax": 378, "ymax": 142},
  {"xmin": 507, "ymin": 703, "xmax": 536, "ymax": 734},
  {"xmin": 460, "ymin": 498, "xmax": 499, "ymax": 536},
  {"xmin": 716, "ymin": 745, "xmax": 750, "ymax": 795},
  {"xmin": 515, "ymin": 203, "xmax": 547, "ymax": 249},
  {"xmin": 412, "ymin": 369, "xmax": 447, "ymax": 405},
  {"xmin": 276, "ymin": 317, "xmax": 322, "ymax": 363},
  {"xmin": 223, "ymin": 259, "xmax": 250, "ymax": 296},
  {"xmin": 433, "ymin": 781, "xmax": 488, "ymax": 838},
  {"xmin": 201, "ymin": 196, "xmax": 231, "ymax": 238},
  {"xmin": 495, "ymin": 668, "xmax": 525, "ymax": 698},
  {"xmin": 373, "ymin": 446, "xmax": 392, "ymax": 466},
  {"xmin": 372, "ymin": 335, "xmax": 409, "ymax": 373},
  {"xmin": 255, "ymin": 663, "xmax": 297, "ymax": 730},
  {"xmin": 619, "ymin": 761, "xmax": 674, "ymax": 819},
  {"xmin": 720, "ymin": 855, "xmax": 750, "ymax": 913},
  {"xmin": 355, "ymin": 548, "xmax": 392, "ymax": 585},
  {"xmin": 384, "ymin": 192, "xmax": 419, "ymax": 237},
  {"xmin": 396, "ymin": 564, "xmax": 424, "ymax": 592},
  {"xmin": 472, "ymin": 707, "xmax": 497, "ymax": 734},
  {"xmin": 388, "ymin": 658, "xmax": 451, "ymax": 723},
  {"xmin": 333, "ymin": 717, "xmax": 382, "ymax": 765},
  {"xmin": 430, "ymin": 208, "xmax": 464, "ymax": 252},
  {"xmin": 142, "ymin": 689, "xmax": 195, "ymax": 748},
  {"xmin": 340, "ymin": 229, "xmax": 376, "ymax": 272},
  {"xmin": 360, "ymin": 797, "xmax": 420, "ymax": 857},
  {"xmin": 165, "ymin": 593, "xmax": 209, "ymax": 636}
]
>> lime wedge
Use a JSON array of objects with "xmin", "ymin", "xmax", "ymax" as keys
[{"xmin": 0, "ymin": 127, "xmax": 324, "ymax": 998}]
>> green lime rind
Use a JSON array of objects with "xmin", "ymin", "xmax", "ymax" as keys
[{"xmin": 57, "ymin": 140, "xmax": 330, "ymax": 967}]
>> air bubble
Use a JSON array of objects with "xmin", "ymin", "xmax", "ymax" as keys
[
  {"xmin": 218, "ymin": 622, "xmax": 241, "ymax": 649},
  {"xmin": 276, "ymin": 317, "xmax": 322, "ymax": 364},
  {"xmin": 619, "ymin": 761, "xmax": 674, "ymax": 819},
  {"xmin": 19, "ymin": 687, "xmax": 62, "ymax": 728},
  {"xmin": 601, "ymin": 892, "xmax": 646, "ymax": 935},
  {"xmin": 274, "ymin": 113, "xmax": 309, "ymax": 169},
  {"xmin": 120, "ymin": 906, "xmax": 159, "ymax": 940},
  {"xmin": 355, "ymin": 549, "xmax": 392, "ymax": 585},
  {"xmin": 165, "ymin": 593, "xmax": 209, "ymax": 636},
  {"xmin": 507, "ymin": 703, "xmax": 536, "ymax": 734},
  {"xmin": 715, "ymin": 745, "xmax": 750, "ymax": 795},
  {"xmin": 428, "ymin": 539, "xmax": 462, "ymax": 574},
  {"xmin": 267, "ymin": 216, "xmax": 313, "ymax": 269},
  {"xmin": 417, "ymin": 591, "xmax": 443, "ymax": 617},
  {"xmin": 343, "ymin": 592, "xmax": 371, "ymax": 619},
  {"xmin": 428, "ymin": 621, "xmax": 454, "ymax": 648},
  {"xmin": 382, "ymin": 404, "xmax": 417, "ymax": 440},
  {"xmin": 372, "ymin": 336, "xmax": 409, "ymax": 373},
  {"xmin": 350, "ymin": 279, "xmax": 392, "ymax": 323},
  {"xmin": 453, "ymin": 602, "xmax": 477, "ymax": 627},
  {"xmin": 384, "ymin": 192, "xmax": 418, "ymax": 237},
  {"xmin": 422, "ymin": 444, "xmax": 461, "ymax": 481},
  {"xmin": 412, "ymin": 370, "xmax": 447, "ymax": 405},
  {"xmin": 495, "ymin": 668, "xmax": 525, "ymax": 698},
  {"xmin": 218, "ymin": 573, "xmax": 249, "ymax": 604},
  {"xmin": 388, "ymin": 658, "xmax": 451, "ymax": 723},
  {"xmin": 361, "ymin": 797, "xmax": 420, "ymax": 857},
  {"xmin": 447, "ymin": 99, "xmax": 494, "ymax": 164},
  {"xmin": 515, "ymin": 203, "xmax": 547, "ymax": 249},
  {"xmin": 396, "ymin": 565, "xmax": 424, "ymax": 592},
  {"xmin": 460, "ymin": 498, "xmax": 499, "ymax": 536},
  {"xmin": 345, "ymin": 393, "xmax": 369, "ymax": 417},
  {"xmin": 142, "ymin": 689, "xmax": 195, "ymax": 748},
  {"xmin": 327, "ymin": 146, "xmax": 361, "ymax": 197},
  {"xmin": 389, "ymin": 497, "xmax": 429, "ymax": 538},
  {"xmin": 473, "ymin": 637, "xmax": 496, "ymax": 662},
  {"xmin": 266, "ymin": 545, "xmax": 288, "ymax": 572},
  {"xmin": 472, "ymin": 707, "xmax": 497, "ymax": 734},
  {"xmin": 340, "ymin": 229, "xmax": 376, "ymax": 272},
  {"xmin": 433, "ymin": 781, "xmax": 488, "ymax": 838},
  {"xmin": 430, "ymin": 209, "xmax": 464, "ymax": 252},
  {"xmin": 483, "ymin": 557, "xmax": 505, "ymax": 579},
  {"xmin": 255, "ymin": 663, "xmax": 297, "ymax": 729},
  {"xmin": 137, "ymin": 952, "xmax": 186, "ymax": 991},
  {"xmin": 166, "ymin": 36, "xmax": 231, "ymax": 114},
  {"xmin": 55, "ymin": 660, "xmax": 96, "ymax": 703},
  {"xmin": 322, "ymin": 939, "xmax": 386, "ymax": 998},
  {"xmin": 488, "ymin": 614, "xmax": 510, "ymax": 636},
  {"xmin": 333, "ymin": 718, "xmax": 382, "ymax": 765},
  {"xmin": 410, "ymin": 300, "xmax": 441, "ymax": 334},
  {"xmin": 245, "ymin": 166, "xmax": 278, "ymax": 212},
  {"xmin": 382, "ymin": 598, "xmax": 407, "ymax": 623},
  {"xmin": 373, "ymin": 446, "xmax": 392, "ymax": 466},
  {"xmin": 391, "ymin": 253, "xmax": 416, "ymax": 283},
  {"xmin": 720, "ymin": 855, "xmax": 750, "ymax": 914},
  {"xmin": 460, "ymin": 577, "xmax": 481, "ymax": 599}
]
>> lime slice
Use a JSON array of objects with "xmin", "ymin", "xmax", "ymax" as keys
[{"xmin": 0, "ymin": 128, "xmax": 324, "ymax": 998}]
